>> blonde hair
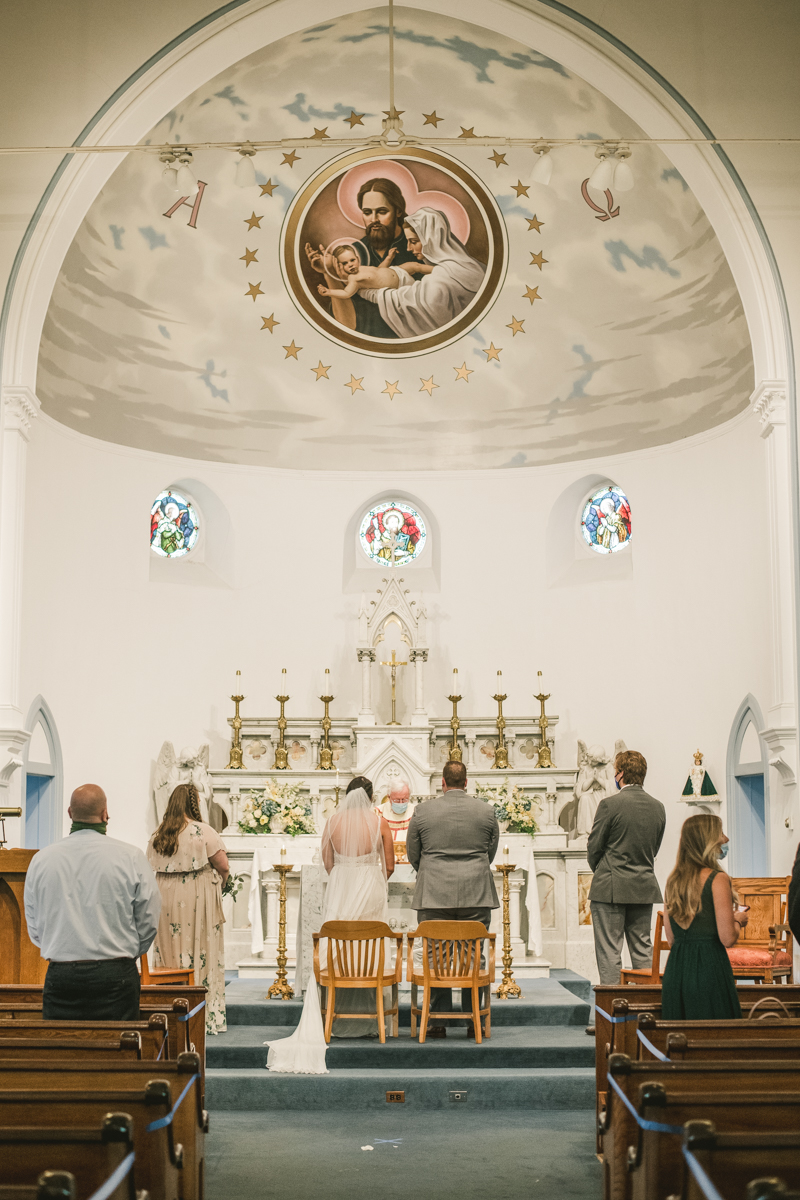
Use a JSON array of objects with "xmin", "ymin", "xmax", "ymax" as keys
[{"xmin": 664, "ymin": 813, "xmax": 734, "ymax": 927}]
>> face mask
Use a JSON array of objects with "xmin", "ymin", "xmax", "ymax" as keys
[
  {"xmin": 719, "ymin": 843, "xmax": 729, "ymax": 859},
  {"xmin": 614, "ymin": 776, "xmax": 622, "ymax": 791},
  {"xmin": 391, "ymin": 801, "xmax": 409, "ymax": 814}
]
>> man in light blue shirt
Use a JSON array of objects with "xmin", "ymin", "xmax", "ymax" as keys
[{"xmin": 25, "ymin": 783, "xmax": 161, "ymax": 1020}]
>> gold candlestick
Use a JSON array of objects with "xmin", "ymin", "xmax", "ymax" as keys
[
  {"xmin": 267, "ymin": 861, "xmax": 295, "ymax": 1000},
  {"xmin": 447, "ymin": 667, "xmax": 463, "ymax": 762},
  {"xmin": 492, "ymin": 671, "xmax": 509, "ymax": 769},
  {"xmin": 534, "ymin": 673, "xmax": 555, "ymax": 768},
  {"xmin": 380, "ymin": 649, "xmax": 408, "ymax": 726},
  {"xmin": 317, "ymin": 668, "xmax": 335, "ymax": 770},
  {"xmin": 494, "ymin": 862, "xmax": 522, "ymax": 999},
  {"xmin": 226, "ymin": 671, "xmax": 245, "ymax": 769},
  {"xmin": 273, "ymin": 669, "xmax": 290, "ymax": 770}
]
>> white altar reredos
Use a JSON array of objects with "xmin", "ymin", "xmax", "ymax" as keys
[{"xmin": 210, "ymin": 580, "xmax": 597, "ymax": 981}]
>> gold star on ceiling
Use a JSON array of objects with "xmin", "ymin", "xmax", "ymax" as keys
[
  {"xmin": 344, "ymin": 375, "xmax": 365, "ymax": 395},
  {"xmin": 419, "ymin": 376, "xmax": 439, "ymax": 396},
  {"xmin": 311, "ymin": 127, "xmax": 330, "ymax": 140},
  {"xmin": 245, "ymin": 281, "xmax": 264, "ymax": 301},
  {"xmin": 240, "ymin": 248, "xmax": 258, "ymax": 267},
  {"xmin": 523, "ymin": 285, "xmax": 542, "ymax": 304},
  {"xmin": 281, "ymin": 150, "xmax": 301, "ymax": 168},
  {"xmin": 383, "ymin": 107, "xmax": 405, "ymax": 119},
  {"xmin": 511, "ymin": 180, "xmax": 530, "ymax": 198},
  {"xmin": 382, "ymin": 380, "xmax": 401, "ymax": 399},
  {"xmin": 345, "ymin": 111, "xmax": 365, "ymax": 128},
  {"xmin": 311, "ymin": 361, "xmax": 331, "ymax": 380},
  {"xmin": 488, "ymin": 150, "xmax": 507, "ymax": 168},
  {"xmin": 454, "ymin": 362, "xmax": 473, "ymax": 382},
  {"xmin": 526, "ymin": 215, "xmax": 544, "ymax": 232},
  {"xmin": 259, "ymin": 180, "xmax": 277, "ymax": 197},
  {"xmin": 422, "ymin": 111, "xmax": 443, "ymax": 127},
  {"xmin": 260, "ymin": 314, "xmax": 279, "ymax": 333},
  {"xmin": 283, "ymin": 340, "xmax": 301, "ymax": 359},
  {"xmin": 459, "ymin": 127, "xmax": 477, "ymax": 138},
  {"xmin": 506, "ymin": 316, "xmax": 525, "ymax": 336},
  {"xmin": 482, "ymin": 343, "xmax": 502, "ymax": 362},
  {"xmin": 244, "ymin": 213, "xmax": 262, "ymax": 230},
  {"xmin": 530, "ymin": 251, "xmax": 548, "ymax": 270}
]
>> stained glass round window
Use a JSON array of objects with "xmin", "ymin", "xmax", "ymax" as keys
[
  {"xmin": 150, "ymin": 490, "xmax": 199, "ymax": 558},
  {"xmin": 359, "ymin": 501, "xmax": 427, "ymax": 567},
  {"xmin": 581, "ymin": 485, "xmax": 631, "ymax": 555}
]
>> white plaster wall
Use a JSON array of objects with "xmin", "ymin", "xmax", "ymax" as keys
[{"xmin": 20, "ymin": 406, "xmax": 779, "ymax": 886}]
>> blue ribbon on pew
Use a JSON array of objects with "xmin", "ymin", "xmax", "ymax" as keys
[
  {"xmin": 606, "ymin": 1073, "xmax": 683, "ymax": 1135},
  {"xmin": 145, "ymin": 1073, "xmax": 200, "ymax": 1132},
  {"xmin": 86, "ymin": 1151, "xmax": 135, "ymax": 1200},
  {"xmin": 156, "ymin": 1034, "xmax": 166, "ymax": 1061},
  {"xmin": 636, "ymin": 1028, "xmax": 668, "ymax": 1062},
  {"xmin": 595, "ymin": 1006, "xmax": 639, "ymax": 1025},
  {"xmin": 682, "ymin": 1146, "xmax": 726, "ymax": 1200},
  {"xmin": 178, "ymin": 1000, "xmax": 206, "ymax": 1022}
]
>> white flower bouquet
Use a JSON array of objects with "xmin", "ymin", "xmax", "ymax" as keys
[
  {"xmin": 237, "ymin": 781, "xmax": 316, "ymax": 836},
  {"xmin": 475, "ymin": 782, "xmax": 539, "ymax": 835}
]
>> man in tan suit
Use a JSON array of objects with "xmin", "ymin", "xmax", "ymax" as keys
[{"xmin": 406, "ymin": 761, "xmax": 499, "ymax": 1038}]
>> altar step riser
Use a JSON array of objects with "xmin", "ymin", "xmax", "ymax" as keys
[
  {"xmin": 205, "ymin": 1068, "xmax": 595, "ymax": 1111},
  {"xmin": 225, "ymin": 998, "xmax": 590, "ymax": 1028},
  {"xmin": 209, "ymin": 1043, "xmax": 594, "ymax": 1070}
]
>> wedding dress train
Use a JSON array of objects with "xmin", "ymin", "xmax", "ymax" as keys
[{"xmin": 266, "ymin": 787, "xmax": 389, "ymax": 1074}]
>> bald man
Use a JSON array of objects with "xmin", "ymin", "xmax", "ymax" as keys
[{"xmin": 24, "ymin": 784, "xmax": 161, "ymax": 1020}]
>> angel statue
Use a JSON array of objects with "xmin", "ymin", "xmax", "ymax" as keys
[
  {"xmin": 154, "ymin": 743, "xmax": 222, "ymax": 829},
  {"xmin": 573, "ymin": 739, "xmax": 628, "ymax": 838}
]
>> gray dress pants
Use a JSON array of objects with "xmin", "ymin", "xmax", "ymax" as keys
[
  {"xmin": 591, "ymin": 902, "xmax": 653, "ymax": 985},
  {"xmin": 415, "ymin": 906, "xmax": 493, "ymax": 1026}
]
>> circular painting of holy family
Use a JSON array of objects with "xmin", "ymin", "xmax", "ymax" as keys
[{"xmin": 282, "ymin": 146, "xmax": 507, "ymax": 356}]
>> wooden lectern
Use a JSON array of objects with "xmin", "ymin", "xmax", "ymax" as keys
[{"xmin": 0, "ymin": 849, "xmax": 48, "ymax": 984}]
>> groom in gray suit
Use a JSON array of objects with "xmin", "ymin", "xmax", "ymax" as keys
[{"xmin": 406, "ymin": 761, "xmax": 500, "ymax": 1038}]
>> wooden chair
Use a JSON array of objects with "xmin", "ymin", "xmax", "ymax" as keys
[
  {"xmin": 406, "ymin": 921, "xmax": 496, "ymax": 1044},
  {"xmin": 619, "ymin": 911, "xmax": 670, "ymax": 984},
  {"xmin": 140, "ymin": 954, "xmax": 194, "ymax": 987},
  {"xmin": 728, "ymin": 876, "xmax": 794, "ymax": 983},
  {"xmin": 313, "ymin": 920, "xmax": 403, "ymax": 1044}
]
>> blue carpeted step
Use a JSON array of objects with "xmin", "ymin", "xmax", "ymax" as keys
[
  {"xmin": 207, "ymin": 1025, "xmax": 595, "ymax": 1070},
  {"xmin": 224, "ymin": 978, "xmax": 590, "ymax": 1028},
  {"xmin": 206, "ymin": 1066, "xmax": 595, "ymax": 1110}
]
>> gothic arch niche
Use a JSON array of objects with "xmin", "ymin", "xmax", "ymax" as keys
[
  {"xmin": 22, "ymin": 696, "xmax": 63, "ymax": 849},
  {"xmin": 546, "ymin": 474, "xmax": 634, "ymax": 588},
  {"xmin": 343, "ymin": 491, "xmax": 440, "ymax": 593},
  {"xmin": 726, "ymin": 694, "xmax": 771, "ymax": 875}
]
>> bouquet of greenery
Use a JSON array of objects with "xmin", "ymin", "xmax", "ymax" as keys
[
  {"xmin": 237, "ymin": 781, "xmax": 316, "ymax": 836},
  {"xmin": 474, "ymin": 782, "xmax": 539, "ymax": 835},
  {"xmin": 222, "ymin": 872, "xmax": 245, "ymax": 900}
]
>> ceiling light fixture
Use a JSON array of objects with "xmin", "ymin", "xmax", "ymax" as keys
[
  {"xmin": 234, "ymin": 141, "xmax": 257, "ymax": 188},
  {"xmin": 175, "ymin": 150, "xmax": 199, "ymax": 197},
  {"xmin": 530, "ymin": 142, "xmax": 553, "ymax": 186},
  {"xmin": 613, "ymin": 144, "xmax": 634, "ymax": 191},
  {"xmin": 587, "ymin": 143, "xmax": 617, "ymax": 192},
  {"xmin": 159, "ymin": 148, "xmax": 179, "ymax": 191}
]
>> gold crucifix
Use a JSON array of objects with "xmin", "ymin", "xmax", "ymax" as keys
[{"xmin": 380, "ymin": 649, "xmax": 408, "ymax": 726}]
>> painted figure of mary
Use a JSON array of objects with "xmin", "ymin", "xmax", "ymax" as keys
[{"xmin": 360, "ymin": 207, "xmax": 486, "ymax": 338}]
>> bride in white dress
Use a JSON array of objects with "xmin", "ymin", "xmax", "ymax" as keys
[{"xmin": 265, "ymin": 784, "xmax": 395, "ymax": 1074}]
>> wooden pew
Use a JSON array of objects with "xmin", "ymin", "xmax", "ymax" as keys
[
  {"xmin": 0, "ymin": 1084, "xmax": 183, "ymax": 1200},
  {"xmin": 0, "ymin": 1005, "xmax": 192, "ymax": 1060},
  {"xmin": 601, "ymin": 1052, "xmax": 800, "ymax": 1200},
  {"xmin": 0, "ymin": 1015, "xmax": 168, "ymax": 1060},
  {"xmin": 0, "ymin": 1169, "xmax": 79, "ymax": 1200},
  {"xmin": 0, "ymin": 1033, "xmax": 143, "ymax": 1061},
  {"xmin": 0, "ymin": 1113, "xmax": 142, "ymax": 1200},
  {"xmin": 0, "ymin": 985, "xmax": 208, "ymax": 1066},
  {"xmin": 677, "ymin": 1119, "xmax": 800, "ymax": 1200},
  {"xmin": 634, "ymin": 1013, "xmax": 800, "ymax": 1061},
  {"xmin": 0, "ymin": 1051, "xmax": 205, "ymax": 1200}
]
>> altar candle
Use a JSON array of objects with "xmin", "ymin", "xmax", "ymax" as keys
[
  {"xmin": 452, "ymin": 668, "xmax": 459, "ymax": 695},
  {"xmin": 234, "ymin": 668, "xmax": 243, "ymax": 694},
  {"xmin": 503, "ymin": 844, "xmax": 509, "ymax": 862},
  {"xmin": 280, "ymin": 844, "xmax": 286, "ymax": 862},
  {"xmin": 536, "ymin": 670, "xmax": 546, "ymax": 696},
  {"xmin": 321, "ymin": 667, "xmax": 333, "ymax": 697},
  {"xmin": 277, "ymin": 667, "xmax": 288, "ymax": 697}
]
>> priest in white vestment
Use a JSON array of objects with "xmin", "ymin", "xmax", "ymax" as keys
[{"xmin": 374, "ymin": 778, "xmax": 418, "ymax": 847}]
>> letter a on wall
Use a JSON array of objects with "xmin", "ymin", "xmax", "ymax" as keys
[{"xmin": 163, "ymin": 181, "xmax": 207, "ymax": 229}]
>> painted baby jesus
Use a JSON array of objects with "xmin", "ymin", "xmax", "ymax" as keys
[{"xmin": 313, "ymin": 224, "xmax": 434, "ymax": 300}]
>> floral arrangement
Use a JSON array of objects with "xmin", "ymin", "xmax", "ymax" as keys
[
  {"xmin": 475, "ymin": 783, "xmax": 539, "ymax": 835},
  {"xmin": 236, "ymin": 781, "xmax": 316, "ymax": 836}
]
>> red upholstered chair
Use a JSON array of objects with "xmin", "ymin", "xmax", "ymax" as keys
[{"xmin": 727, "ymin": 877, "xmax": 794, "ymax": 984}]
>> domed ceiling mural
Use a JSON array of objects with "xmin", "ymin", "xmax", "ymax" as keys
[{"xmin": 37, "ymin": 7, "xmax": 753, "ymax": 470}]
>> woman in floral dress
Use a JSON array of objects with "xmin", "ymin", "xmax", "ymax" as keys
[{"xmin": 147, "ymin": 783, "xmax": 229, "ymax": 1034}]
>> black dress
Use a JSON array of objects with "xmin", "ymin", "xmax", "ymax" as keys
[{"xmin": 661, "ymin": 871, "xmax": 742, "ymax": 1019}]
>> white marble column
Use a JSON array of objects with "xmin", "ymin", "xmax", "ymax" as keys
[
  {"xmin": 357, "ymin": 648, "xmax": 376, "ymax": 726},
  {"xmin": 752, "ymin": 382, "xmax": 799, "ymax": 863},
  {"xmin": 0, "ymin": 388, "xmax": 38, "ymax": 824},
  {"xmin": 465, "ymin": 736, "xmax": 476, "ymax": 769},
  {"xmin": 410, "ymin": 648, "xmax": 428, "ymax": 727}
]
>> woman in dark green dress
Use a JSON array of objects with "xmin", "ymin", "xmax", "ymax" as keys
[{"xmin": 661, "ymin": 813, "xmax": 747, "ymax": 1019}]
